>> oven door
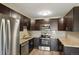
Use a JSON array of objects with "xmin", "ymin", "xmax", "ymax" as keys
[{"xmin": 40, "ymin": 38, "xmax": 50, "ymax": 46}]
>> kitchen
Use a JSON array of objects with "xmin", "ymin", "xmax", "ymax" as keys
[{"xmin": 0, "ymin": 3, "xmax": 79, "ymax": 55}]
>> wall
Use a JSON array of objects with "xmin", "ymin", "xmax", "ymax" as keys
[
  {"xmin": 66, "ymin": 32, "xmax": 79, "ymax": 40},
  {"xmin": 53, "ymin": 31, "xmax": 66, "ymax": 39},
  {"xmin": 30, "ymin": 31, "xmax": 66, "ymax": 39},
  {"xmin": 30, "ymin": 31, "xmax": 41, "ymax": 38}
]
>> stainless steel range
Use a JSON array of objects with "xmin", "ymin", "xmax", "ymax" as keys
[{"xmin": 39, "ymin": 24, "xmax": 51, "ymax": 51}]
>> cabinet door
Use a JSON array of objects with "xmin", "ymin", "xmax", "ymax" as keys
[
  {"xmin": 64, "ymin": 47, "xmax": 79, "ymax": 55},
  {"xmin": 29, "ymin": 39, "xmax": 34, "ymax": 53},
  {"xmin": 26, "ymin": 18, "xmax": 31, "ymax": 30},
  {"xmin": 50, "ymin": 39, "xmax": 58, "ymax": 51},
  {"xmin": 73, "ymin": 7, "xmax": 79, "ymax": 31},
  {"xmin": 64, "ymin": 9, "xmax": 73, "ymax": 31},
  {"xmin": 20, "ymin": 16, "xmax": 31, "ymax": 31},
  {"xmin": 0, "ymin": 4, "xmax": 10, "ymax": 16},
  {"xmin": 35, "ymin": 19, "xmax": 44, "ymax": 30},
  {"xmin": 21, "ymin": 41, "xmax": 29, "ymax": 55},
  {"xmin": 30, "ymin": 21, "xmax": 35, "ymax": 30},
  {"xmin": 58, "ymin": 39, "xmax": 63, "ymax": 52},
  {"xmin": 58, "ymin": 18, "xmax": 66, "ymax": 31},
  {"xmin": 34, "ymin": 38, "xmax": 39, "ymax": 49}
]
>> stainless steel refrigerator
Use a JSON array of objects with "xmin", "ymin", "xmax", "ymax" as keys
[{"xmin": 0, "ymin": 14, "xmax": 20, "ymax": 55}]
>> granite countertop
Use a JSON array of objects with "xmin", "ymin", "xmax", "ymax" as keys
[
  {"xmin": 59, "ymin": 38, "xmax": 79, "ymax": 48},
  {"xmin": 20, "ymin": 37, "xmax": 33, "ymax": 44},
  {"xmin": 20, "ymin": 31, "xmax": 33, "ymax": 44}
]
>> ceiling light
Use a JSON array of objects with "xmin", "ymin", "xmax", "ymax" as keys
[{"xmin": 38, "ymin": 10, "xmax": 52, "ymax": 16}]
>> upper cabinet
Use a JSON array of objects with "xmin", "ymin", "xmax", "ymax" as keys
[
  {"xmin": 72, "ymin": 7, "xmax": 79, "ymax": 31},
  {"xmin": 58, "ymin": 18, "xmax": 66, "ymax": 31},
  {"xmin": 58, "ymin": 7, "xmax": 79, "ymax": 31},
  {"xmin": 34, "ymin": 19, "xmax": 44, "ymax": 30},
  {"xmin": 0, "ymin": 4, "xmax": 11, "ymax": 16},
  {"xmin": 30, "ymin": 18, "xmax": 59, "ymax": 31},
  {"xmin": 20, "ymin": 16, "xmax": 31, "ymax": 31},
  {"xmin": 30, "ymin": 19, "xmax": 49, "ymax": 30},
  {"xmin": 0, "ymin": 4, "xmax": 31, "ymax": 31},
  {"xmin": 64, "ymin": 9, "xmax": 73, "ymax": 31}
]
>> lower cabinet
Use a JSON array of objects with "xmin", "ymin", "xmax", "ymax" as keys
[
  {"xmin": 20, "ymin": 41, "xmax": 29, "ymax": 55},
  {"xmin": 50, "ymin": 39, "xmax": 58, "ymax": 51},
  {"xmin": 58, "ymin": 39, "xmax": 63, "ymax": 52},
  {"xmin": 29, "ymin": 38, "xmax": 34, "ymax": 53},
  {"xmin": 64, "ymin": 47, "xmax": 79, "ymax": 55},
  {"xmin": 20, "ymin": 38, "xmax": 34, "ymax": 55},
  {"xmin": 34, "ymin": 38, "xmax": 40, "ymax": 49}
]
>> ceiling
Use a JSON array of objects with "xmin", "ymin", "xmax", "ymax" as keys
[{"xmin": 2, "ymin": 3, "xmax": 79, "ymax": 18}]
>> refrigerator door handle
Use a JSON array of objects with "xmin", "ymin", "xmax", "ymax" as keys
[
  {"xmin": 0, "ymin": 19, "xmax": 3, "ymax": 55},
  {"xmin": 7, "ymin": 20, "xmax": 11, "ymax": 55},
  {"xmin": 2, "ymin": 18, "xmax": 6, "ymax": 55}
]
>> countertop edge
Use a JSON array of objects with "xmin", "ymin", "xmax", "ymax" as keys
[
  {"xmin": 20, "ymin": 37, "xmax": 33, "ymax": 44},
  {"xmin": 59, "ymin": 38, "xmax": 79, "ymax": 48}
]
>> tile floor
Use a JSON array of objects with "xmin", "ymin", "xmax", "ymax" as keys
[{"xmin": 30, "ymin": 49, "xmax": 63, "ymax": 55}]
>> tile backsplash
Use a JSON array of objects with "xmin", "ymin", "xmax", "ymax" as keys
[
  {"xmin": 30, "ymin": 31, "xmax": 41, "ymax": 38},
  {"xmin": 66, "ymin": 32, "xmax": 79, "ymax": 40},
  {"xmin": 53, "ymin": 31, "xmax": 66, "ymax": 39},
  {"xmin": 29, "ymin": 31, "xmax": 79, "ymax": 41},
  {"xmin": 30, "ymin": 31, "xmax": 66, "ymax": 39},
  {"xmin": 20, "ymin": 30, "xmax": 30, "ymax": 39}
]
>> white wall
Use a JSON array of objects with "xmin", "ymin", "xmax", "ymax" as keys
[
  {"xmin": 30, "ymin": 31, "xmax": 41, "ymax": 38},
  {"xmin": 66, "ymin": 32, "xmax": 79, "ymax": 40}
]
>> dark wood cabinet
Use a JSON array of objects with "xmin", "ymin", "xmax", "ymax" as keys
[
  {"xmin": 73, "ymin": 7, "xmax": 79, "ymax": 31},
  {"xmin": 58, "ymin": 18, "xmax": 66, "ymax": 31},
  {"xmin": 64, "ymin": 9, "xmax": 73, "ymax": 31},
  {"xmin": 20, "ymin": 16, "xmax": 31, "ymax": 31},
  {"xmin": 34, "ymin": 19, "xmax": 44, "ymax": 30},
  {"xmin": 34, "ymin": 38, "xmax": 40, "ymax": 49},
  {"xmin": 58, "ymin": 39, "xmax": 63, "ymax": 52},
  {"xmin": 31, "ymin": 19, "xmax": 47, "ymax": 30},
  {"xmin": 0, "ymin": 3, "xmax": 31, "ymax": 31},
  {"xmin": 30, "ymin": 21, "xmax": 35, "ymax": 30},
  {"xmin": 59, "ymin": 7, "xmax": 79, "ymax": 31},
  {"xmin": 0, "ymin": 4, "xmax": 11, "ymax": 16},
  {"xmin": 29, "ymin": 38, "xmax": 34, "ymax": 53},
  {"xmin": 64, "ymin": 47, "xmax": 79, "ymax": 55},
  {"xmin": 31, "ymin": 18, "xmax": 59, "ymax": 30}
]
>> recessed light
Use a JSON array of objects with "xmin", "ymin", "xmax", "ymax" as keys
[{"xmin": 38, "ymin": 10, "xmax": 52, "ymax": 16}]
